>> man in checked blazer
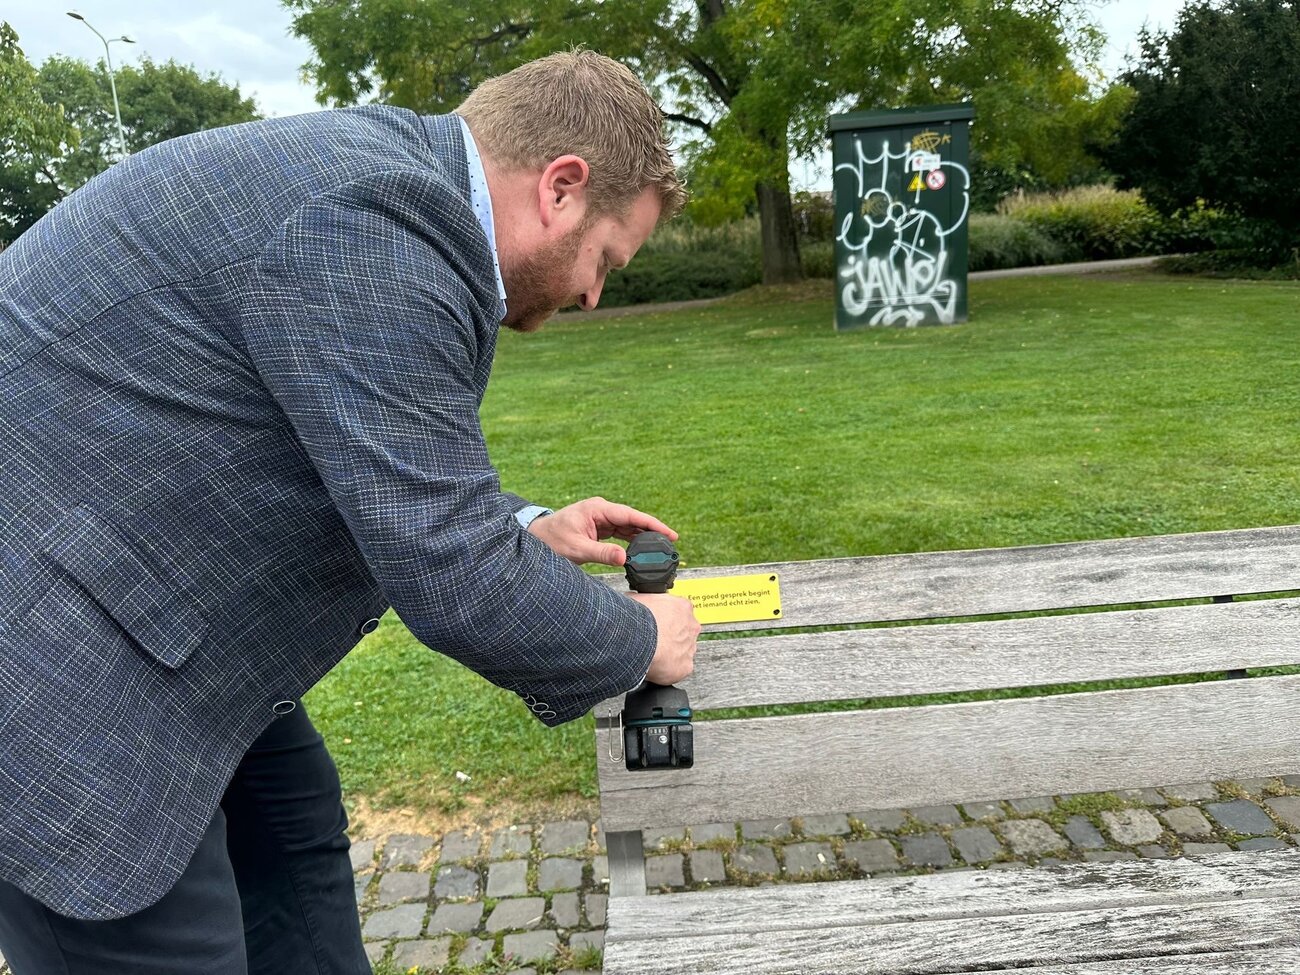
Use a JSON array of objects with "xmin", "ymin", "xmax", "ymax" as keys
[{"xmin": 0, "ymin": 50, "xmax": 699, "ymax": 973}]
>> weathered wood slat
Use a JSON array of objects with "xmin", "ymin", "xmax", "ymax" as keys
[
  {"xmin": 597, "ymin": 675, "xmax": 1300, "ymax": 832},
  {"xmin": 599, "ymin": 524, "xmax": 1300, "ymax": 631},
  {"xmin": 975, "ymin": 948, "xmax": 1300, "ymax": 974},
  {"xmin": 605, "ymin": 849, "xmax": 1300, "ymax": 939},
  {"xmin": 597, "ymin": 596, "xmax": 1300, "ymax": 714},
  {"xmin": 602, "ymin": 897, "xmax": 1300, "ymax": 975}
]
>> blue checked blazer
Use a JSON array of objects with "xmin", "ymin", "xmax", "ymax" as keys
[{"xmin": 0, "ymin": 108, "xmax": 655, "ymax": 920}]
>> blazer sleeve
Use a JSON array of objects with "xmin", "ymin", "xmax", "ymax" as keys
[{"xmin": 238, "ymin": 169, "xmax": 655, "ymax": 725}]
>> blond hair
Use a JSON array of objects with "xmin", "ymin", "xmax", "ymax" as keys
[{"xmin": 456, "ymin": 49, "xmax": 686, "ymax": 222}]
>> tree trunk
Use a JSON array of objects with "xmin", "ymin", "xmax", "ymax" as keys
[{"xmin": 756, "ymin": 179, "xmax": 803, "ymax": 285}]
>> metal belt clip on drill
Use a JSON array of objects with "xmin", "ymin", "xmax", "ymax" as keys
[{"xmin": 611, "ymin": 531, "xmax": 694, "ymax": 771}]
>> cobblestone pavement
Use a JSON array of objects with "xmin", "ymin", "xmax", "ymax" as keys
[
  {"xmin": 351, "ymin": 775, "xmax": 1300, "ymax": 974},
  {"xmin": 1, "ymin": 775, "xmax": 1295, "ymax": 975}
]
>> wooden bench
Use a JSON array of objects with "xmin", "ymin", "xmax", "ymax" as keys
[{"xmin": 594, "ymin": 525, "xmax": 1300, "ymax": 973}]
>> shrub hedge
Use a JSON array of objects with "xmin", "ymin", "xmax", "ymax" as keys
[{"xmin": 594, "ymin": 186, "xmax": 1240, "ymax": 307}]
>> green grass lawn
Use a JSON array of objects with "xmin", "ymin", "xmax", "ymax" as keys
[{"xmin": 306, "ymin": 270, "xmax": 1300, "ymax": 827}]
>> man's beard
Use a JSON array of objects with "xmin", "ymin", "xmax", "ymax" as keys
[{"xmin": 501, "ymin": 224, "xmax": 588, "ymax": 333}]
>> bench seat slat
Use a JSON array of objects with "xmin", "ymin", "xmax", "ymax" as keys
[
  {"xmin": 598, "ymin": 597, "xmax": 1300, "ymax": 713},
  {"xmin": 603, "ymin": 897, "xmax": 1300, "ymax": 974},
  {"xmin": 975, "ymin": 948, "xmax": 1300, "ymax": 974},
  {"xmin": 604, "ymin": 849, "xmax": 1300, "ymax": 938},
  {"xmin": 604, "ymin": 852, "xmax": 1300, "ymax": 975},
  {"xmin": 600, "ymin": 525, "xmax": 1300, "ymax": 631},
  {"xmin": 597, "ymin": 675, "xmax": 1300, "ymax": 833}
]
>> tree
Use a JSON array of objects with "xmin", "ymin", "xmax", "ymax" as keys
[
  {"xmin": 0, "ymin": 23, "xmax": 78, "ymax": 244},
  {"xmin": 1105, "ymin": 0, "xmax": 1300, "ymax": 249},
  {"xmin": 36, "ymin": 56, "xmax": 262, "ymax": 192},
  {"xmin": 284, "ymin": 0, "xmax": 1108, "ymax": 283}
]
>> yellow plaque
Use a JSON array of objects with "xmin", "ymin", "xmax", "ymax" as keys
[{"xmin": 670, "ymin": 573, "xmax": 783, "ymax": 625}]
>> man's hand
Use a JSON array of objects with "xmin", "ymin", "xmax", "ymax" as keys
[
  {"xmin": 527, "ymin": 496, "xmax": 677, "ymax": 567},
  {"xmin": 629, "ymin": 593, "xmax": 700, "ymax": 685}
]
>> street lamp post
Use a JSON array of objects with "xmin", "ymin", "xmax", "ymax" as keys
[{"xmin": 66, "ymin": 11, "xmax": 135, "ymax": 159}]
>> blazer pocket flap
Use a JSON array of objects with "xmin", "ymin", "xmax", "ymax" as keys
[{"xmin": 43, "ymin": 507, "xmax": 207, "ymax": 669}]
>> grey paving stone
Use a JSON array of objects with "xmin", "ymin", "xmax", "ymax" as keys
[
  {"xmin": 1084, "ymin": 851, "xmax": 1139, "ymax": 862},
  {"xmin": 487, "ymin": 859, "xmax": 529, "ymax": 898},
  {"xmin": 1161, "ymin": 806, "xmax": 1215, "ymax": 839},
  {"xmin": 570, "ymin": 931, "xmax": 605, "ymax": 953},
  {"xmin": 503, "ymin": 930, "xmax": 559, "ymax": 964},
  {"xmin": 910, "ymin": 804, "xmax": 964, "ymax": 827},
  {"xmin": 1234, "ymin": 778, "xmax": 1275, "ymax": 795},
  {"xmin": 391, "ymin": 938, "xmax": 451, "ymax": 971},
  {"xmin": 645, "ymin": 854, "xmax": 686, "ymax": 888},
  {"xmin": 1183, "ymin": 842, "xmax": 1233, "ymax": 855},
  {"xmin": 731, "ymin": 844, "xmax": 780, "ymax": 876},
  {"xmin": 354, "ymin": 873, "xmax": 370, "ymax": 905},
  {"xmin": 1161, "ymin": 782, "xmax": 1219, "ymax": 802},
  {"xmin": 783, "ymin": 842, "xmax": 836, "ymax": 876},
  {"xmin": 428, "ymin": 901, "xmax": 484, "ymax": 935},
  {"xmin": 998, "ymin": 820, "xmax": 1067, "ymax": 857},
  {"xmin": 364, "ymin": 942, "xmax": 388, "ymax": 965},
  {"xmin": 690, "ymin": 849, "xmax": 727, "ymax": 884},
  {"xmin": 901, "ymin": 833, "xmax": 953, "ymax": 868},
  {"xmin": 854, "ymin": 809, "xmax": 906, "ymax": 832},
  {"xmin": 1101, "ymin": 809, "xmax": 1164, "ymax": 845},
  {"xmin": 1206, "ymin": 800, "xmax": 1277, "ymax": 836},
  {"xmin": 643, "ymin": 826, "xmax": 686, "ymax": 849},
  {"xmin": 800, "ymin": 813, "xmax": 852, "ymax": 836},
  {"xmin": 539, "ymin": 857, "xmax": 584, "ymax": 891},
  {"xmin": 843, "ymin": 839, "xmax": 899, "ymax": 874},
  {"xmin": 1265, "ymin": 796, "xmax": 1300, "ymax": 830},
  {"xmin": 541, "ymin": 820, "xmax": 591, "ymax": 855},
  {"xmin": 434, "ymin": 864, "xmax": 480, "ymax": 899},
  {"xmin": 382, "ymin": 833, "xmax": 435, "ymax": 869},
  {"xmin": 438, "ymin": 829, "xmax": 482, "ymax": 863},
  {"xmin": 585, "ymin": 893, "xmax": 608, "ymax": 927},
  {"xmin": 1282, "ymin": 775, "xmax": 1300, "ymax": 789},
  {"xmin": 688, "ymin": 822, "xmax": 737, "ymax": 844},
  {"xmin": 363, "ymin": 903, "xmax": 425, "ymax": 940},
  {"xmin": 741, "ymin": 819, "xmax": 793, "ymax": 841},
  {"xmin": 349, "ymin": 838, "xmax": 376, "ymax": 872},
  {"xmin": 1236, "ymin": 837, "xmax": 1290, "ymax": 852},
  {"xmin": 1063, "ymin": 816, "xmax": 1105, "ymax": 850},
  {"xmin": 951, "ymin": 826, "xmax": 1003, "ymax": 864},
  {"xmin": 458, "ymin": 937, "xmax": 494, "ymax": 967},
  {"xmin": 490, "ymin": 826, "xmax": 533, "ymax": 858},
  {"xmin": 1138, "ymin": 845, "xmax": 1171, "ymax": 858},
  {"xmin": 961, "ymin": 802, "xmax": 1005, "ymax": 821},
  {"xmin": 1007, "ymin": 796, "xmax": 1056, "ymax": 815},
  {"xmin": 591, "ymin": 855, "xmax": 609, "ymax": 887},
  {"xmin": 486, "ymin": 897, "xmax": 546, "ymax": 932},
  {"xmin": 377, "ymin": 870, "xmax": 430, "ymax": 905},
  {"xmin": 1117, "ymin": 788, "xmax": 1167, "ymax": 807},
  {"xmin": 550, "ymin": 891, "xmax": 581, "ymax": 928}
]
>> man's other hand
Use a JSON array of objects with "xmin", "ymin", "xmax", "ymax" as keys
[
  {"xmin": 629, "ymin": 593, "xmax": 700, "ymax": 685},
  {"xmin": 527, "ymin": 496, "xmax": 677, "ymax": 567}
]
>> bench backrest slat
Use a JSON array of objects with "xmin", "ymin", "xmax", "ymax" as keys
[
  {"xmin": 596, "ymin": 596, "xmax": 1300, "ymax": 713},
  {"xmin": 597, "ymin": 673, "xmax": 1300, "ymax": 832},
  {"xmin": 600, "ymin": 525, "xmax": 1300, "ymax": 632}
]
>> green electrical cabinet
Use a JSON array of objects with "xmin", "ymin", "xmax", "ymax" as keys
[{"xmin": 828, "ymin": 104, "xmax": 975, "ymax": 329}]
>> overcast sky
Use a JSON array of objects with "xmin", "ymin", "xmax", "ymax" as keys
[{"xmin": 10, "ymin": 0, "xmax": 1190, "ymax": 186}]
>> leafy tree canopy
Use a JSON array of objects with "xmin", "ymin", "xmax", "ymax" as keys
[
  {"xmin": 284, "ymin": 0, "xmax": 1114, "ymax": 278},
  {"xmin": 1106, "ymin": 0, "xmax": 1300, "ymax": 245}
]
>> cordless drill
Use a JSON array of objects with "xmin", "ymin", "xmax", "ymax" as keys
[{"xmin": 621, "ymin": 531, "xmax": 694, "ymax": 771}]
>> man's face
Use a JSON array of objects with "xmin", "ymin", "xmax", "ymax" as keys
[{"xmin": 502, "ymin": 186, "xmax": 662, "ymax": 333}]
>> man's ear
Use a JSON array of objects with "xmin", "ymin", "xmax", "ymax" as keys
[{"xmin": 537, "ymin": 155, "xmax": 591, "ymax": 231}]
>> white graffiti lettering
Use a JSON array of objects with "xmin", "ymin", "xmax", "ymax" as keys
[{"xmin": 834, "ymin": 135, "xmax": 970, "ymax": 327}]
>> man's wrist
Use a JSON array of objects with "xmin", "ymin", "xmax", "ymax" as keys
[{"xmin": 514, "ymin": 504, "xmax": 553, "ymax": 530}]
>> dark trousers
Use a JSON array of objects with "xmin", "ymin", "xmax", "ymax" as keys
[{"xmin": 0, "ymin": 703, "xmax": 370, "ymax": 975}]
